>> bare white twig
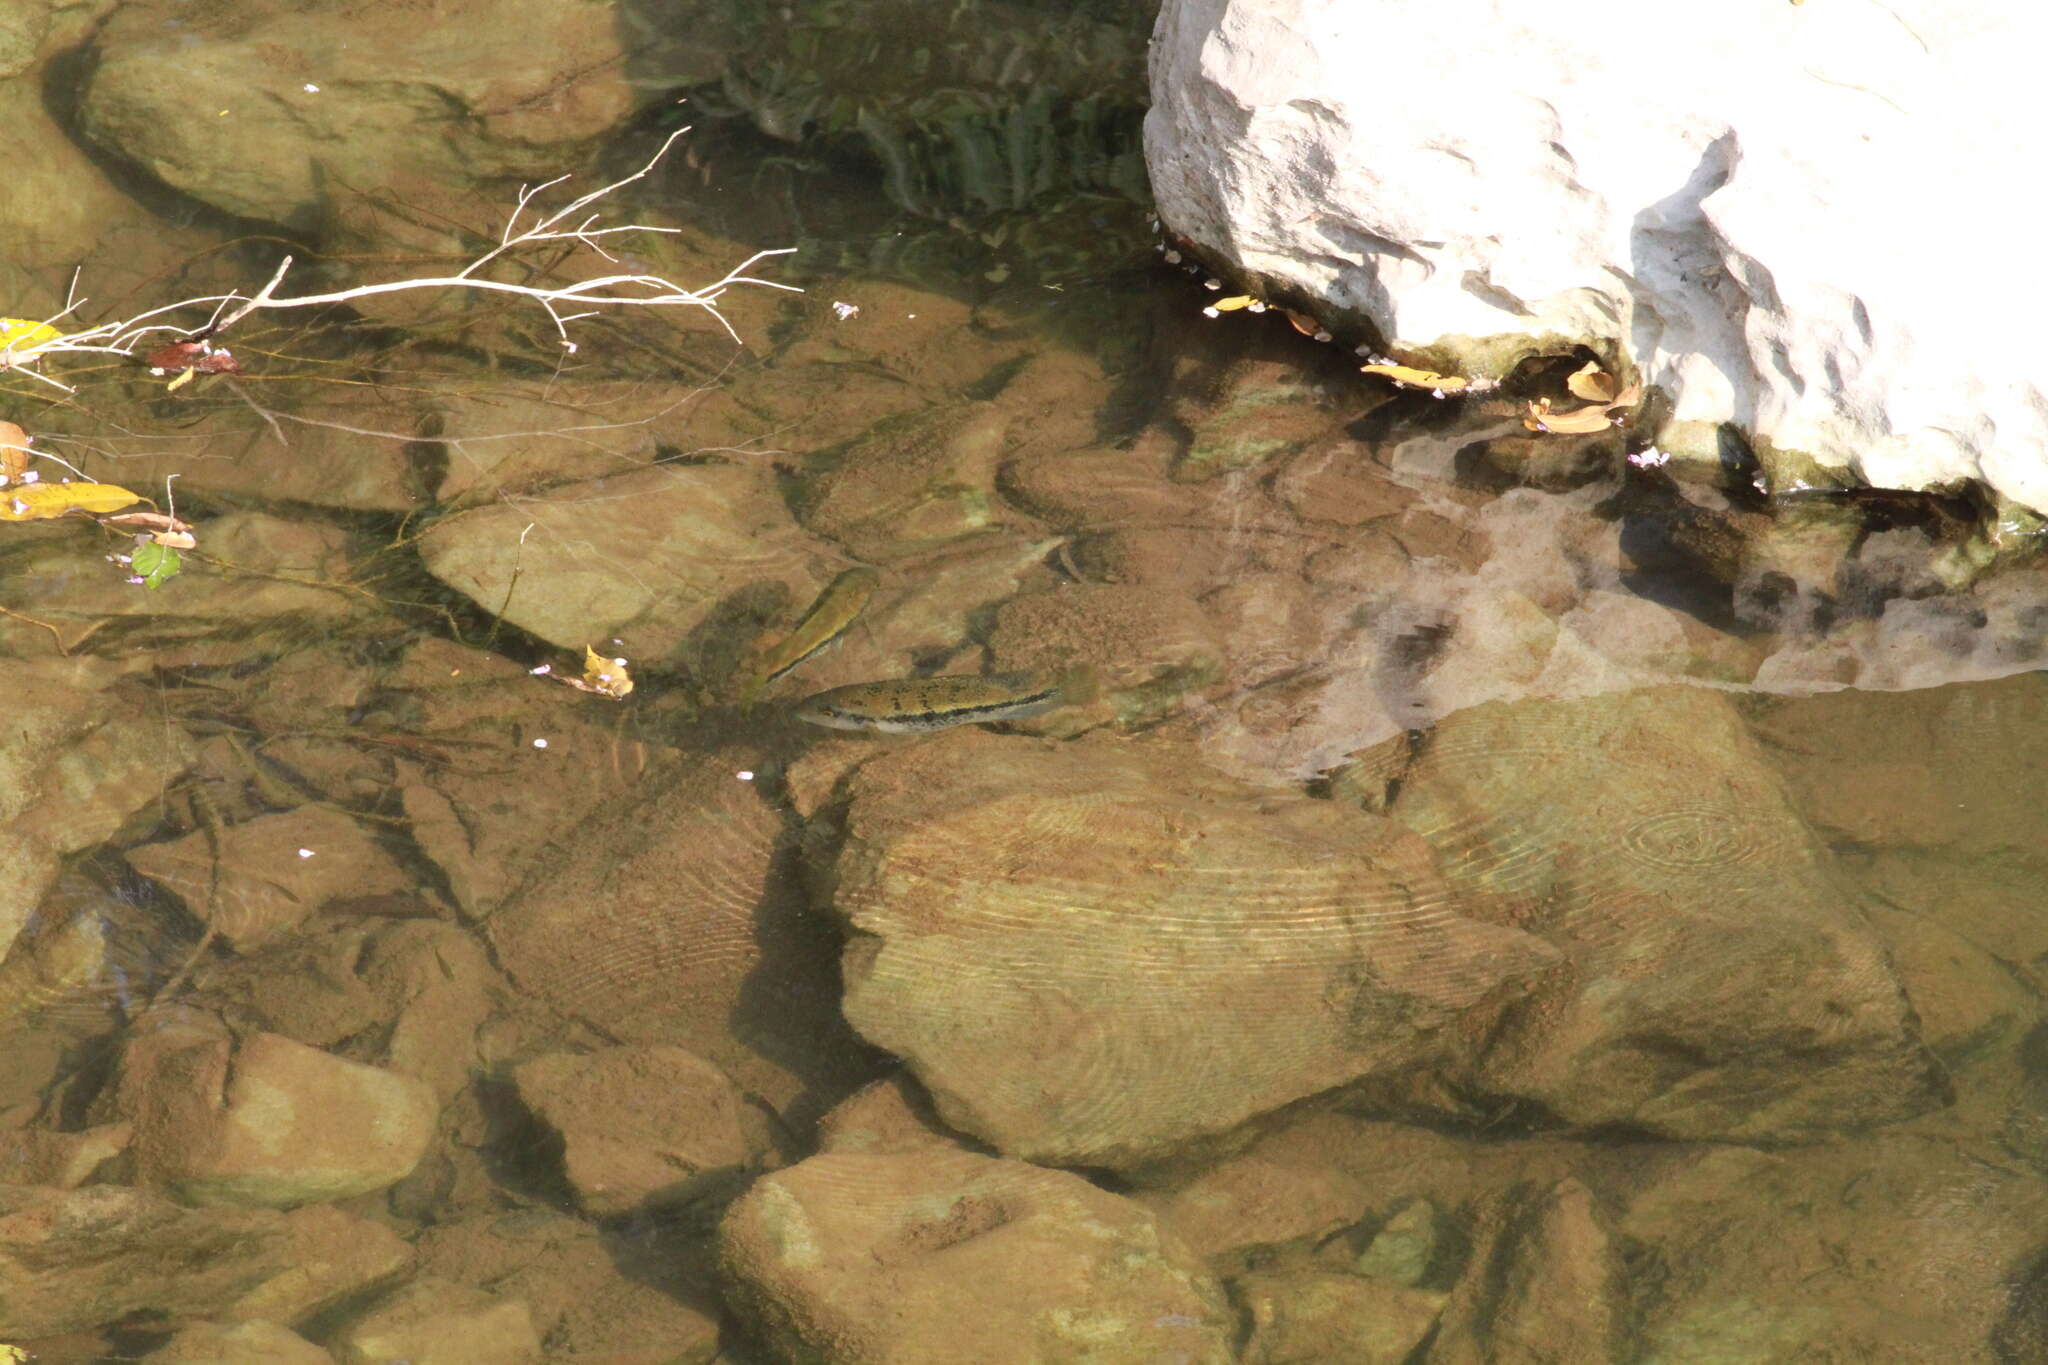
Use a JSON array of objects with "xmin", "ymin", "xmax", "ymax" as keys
[{"xmin": 1, "ymin": 128, "xmax": 795, "ymax": 385}]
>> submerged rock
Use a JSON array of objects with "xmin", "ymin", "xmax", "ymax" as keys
[
  {"xmin": 1352, "ymin": 1198, "xmax": 1440, "ymax": 1288},
  {"xmin": 486, "ymin": 748, "xmax": 880, "ymax": 1119},
  {"xmin": 227, "ymin": 1203, "xmax": 413, "ymax": 1327},
  {"xmin": 417, "ymin": 462, "xmax": 830, "ymax": 660},
  {"xmin": 711, "ymin": 0, "xmax": 1149, "ymax": 217},
  {"xmin": 1234, "ymin": 1269, "xmax": 1446, "ymax": 1365},
  {"xmin": 126, "ymin": 805, "xmax": 415, "ymax": 953},
  {"xmin": 0, "ymin": 1122, "xmax": 129, "ymax": 1190},
  {"xmin": 814, "ymin": 1071, "xmax": 974, "ymax": 1157},
  {"xmin": 509, "ymin": 1045, "xmax": 761, "ymax": 1217},
  {"xmin": 798, "ymin": 403, "xmax": 1026, "ymax": 563},
  {"xmin": 149, "ymin": 1320, "xmax": 334, "ymax": 1365},
  {"xmin": 1429, "ymin": 1179, "xmax": 1625, "ymax": 1365},
  {"xmin": 1135, "ymin": 1114, "xmax": 1376, "ymax": 1264},
  {"xmin": 410, "ymin": 1210, "xmax": 724, "ymax": 1365},
  {"xmin": 76, "ymin": 0, "xmax": 642, "ymax": 231},
  {"xmin": 0, "ymin": 657, "xmax": 194, "ymax": 972},
  {"xmin": 332, "ymin": 1279, "xmax": 541, "ymax": 1365},
  {"xmin": 1337, "ymin": 685, "xmax": 1949, "ymax": 1139},
  {"xmin": 0, "ymin": 1184, "xmax": 293, "ymax": 1338},
  {"xmin": 1146, "ymin": 0, "xmax": 2048, "ymax": 509},
  {"xmin": 718, "ymin": 1150, "xmax": 1234, "ymax": 1364},
  {"xmin": 811, "ymin": 730, "xmax": 1559, "ymax": 1169},
  {"xmin": 108, "ymin": 1011, "xmax": 437, "ymax": 1208}
]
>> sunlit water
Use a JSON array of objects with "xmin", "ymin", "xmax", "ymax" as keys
[{"xmin": 3, "ymin": 5, "xmax": 2047, "ymax": 1362}]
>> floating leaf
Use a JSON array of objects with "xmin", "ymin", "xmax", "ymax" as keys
[
  {"xmin": 0, "ymin": 481, "xmax": 141, "ymax": 520},
  {"xmin": 103, "ymin": 509, "xmax": 197, "ymax": 549},
  {"xmin": 1281, "ymin": 309, "xmax": 1320, "ymax": 336},
  {"xmin": 0, "ymin": 421, "xmax": 28, "ymax": 483},
  {"xmin": 147, "ymin": 339, "xmax": 243, "ymax": 386},
  {"xmin": 0, "ymin": 317, "xmax": 62, "ymax": 353},
  {"xmin": 1522, "ymin": 398, "xmax": 1616, "ymax": 434},
  {"xmin": 1566, "ymin": 362, "xmax": 1620, "ymax": 403},
  {"xmin": 1360, "ymin": 363, "xmax": 1475, "ymax": 392},
  {"xmin": 1208, "ymin": 295, "xmax": 1257, "ymax": 312},
  {"xmin": 130, "ymin": 540, "xmax": 182, "ymax": 589},
  {"xmin": 557, "ymin": 644, "xmax": 634, "ymax": 699}
]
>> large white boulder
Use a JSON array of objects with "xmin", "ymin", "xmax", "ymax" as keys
[{"xmin": 1145, "ymin": 0, "xmax": 2048, "ymax": 508}]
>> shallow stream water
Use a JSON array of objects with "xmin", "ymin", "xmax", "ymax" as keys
[{"xmin": 4, "ymin": 4, "xmax": 2048, "ymax": 1362}]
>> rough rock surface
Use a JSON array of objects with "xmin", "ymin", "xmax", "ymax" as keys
[
  {"xmin": 798, "ymin": 402, "xmax": 1025, "ymax": 563},
  {"xmin": 510, "ymin": 1045, "xmax": 760, "ymax": 1217},
  {"xmin": 0, "ymin": 1122, "xmax": 129, "ymax": 1189},
  {"xmin": 1429, "ymin": 1179, "xmax": 1625, "ymax": 1365},
  {"xmin": 76, "ymin": 0, "xmax": 643, "ymax": 231},
  {"xmin": 0, "ymin": 1183, "xmax": 293, "ymax": 1338},
  {"xmin": 814, "ymin": 1071, "xmax": 974, "ymax": 1157},
  {"xmin": 486, "ymin": 749, "xmax": 880, "ymax": 1121},
  {"xmin": 0, "ymin": 657, "xmax": 193, "ymax": 966},
  {"xmin": 0, "ymin": 31, "xmax": 233, "ymax": 324},
  {"xmin": 1146, "ymin": 0, "xmax": 2048, "ymax": 508},
  {"xmin": 1135, "ymin": 1114, "xmax": 1375, "ymax": 1263},
  {"xmin": 1338, "ymin": 686, "xmax": 1948, "ymax": 1139},
  {"xmin": 718, "ymin": 1150, "xmax": 1235, "ymax": 1364},
  {"xmin": 226, "ymin": 1203, "xmax": 413, "ymax": 1326},
  {"xmin": 1233, "ymin": 1269, "xmax": 1446, "ymax": 1365},
  {"xmin": 0, "ymin": 1, "xmax": 47, "ymax": 77},
  {"xmin": 110, "ymin": 1011, "xmax": 437, "ymax": 1208},
  {"xmin": 126, "ymin": 805, "xmax": 415, "ymax": 952},
  {"xmin": 814, "ymin": 730, "xmax": 1559, "ymax": 1168},
  {"xmin": 417, "ymin": 462, "xmax": 832, "ymax": 660},
  {"xmin": 150, "ymin": 1319, "xmax": 335, "ymax": 1365},
  {"xmin": 410, "ymin": 1211, "xmax": 724, "ymax": 1365},
  {"xmin": 333, "ymin": 1279, "xmax": 541, "ymax": 1365}
]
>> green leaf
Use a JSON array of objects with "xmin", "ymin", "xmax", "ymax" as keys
[{"xmin": 131, "ymin": 541, "xmax": 181, "ymax": 589}]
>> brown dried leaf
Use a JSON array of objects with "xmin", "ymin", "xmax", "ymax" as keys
[
  {"xmin": 1523, "ymin": 398, "xmax": 1616, "ymax": 435},
  {"xmin": 1360, "ymin": 363, "xmax": 1474, "ymax": 392},
  {"xmin": 0, "ymin": 421, "xmax": 28, "ymax": 482},
  {"xmin": 1566, "ymin": 362, "xmax": 1619, "ymax": 403}
]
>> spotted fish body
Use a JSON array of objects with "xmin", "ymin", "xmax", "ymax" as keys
[
  {"xmin": 796, "ymin": 671, "xmax": 1065, "ymax": 733},
  {"xmin": 741, "ymin": 567, "xmax": 881, "ymax": 701}
]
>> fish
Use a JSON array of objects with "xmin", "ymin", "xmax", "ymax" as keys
[
  {"xmin": 795, "ymin": 671, "xmax": 1068, "ymax": 733},
  {"xmin": 740, "ymin": 566, "xmax": 881, "ymax": 701}
]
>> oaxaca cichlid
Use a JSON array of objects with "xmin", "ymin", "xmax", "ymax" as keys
[
  {"xmin": 795, "ymin": 670, "xmax": 1067, "ymax": 733},
  {"xmin": 740, "ymin": 566, "xmax": 880, "ymax": 701}
]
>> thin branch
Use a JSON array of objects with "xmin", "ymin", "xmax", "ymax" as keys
[{"xmin": 6, "ymin": 128, "xmax": 795, "ymax": 370}]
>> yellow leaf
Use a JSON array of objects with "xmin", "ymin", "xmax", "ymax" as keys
[
  {"xmin": 1360, "ymin": 363, "xmax": 1473, "ymax": 392},
  {"xmin": 1565, "ymin": 362, "xmax": 1619, "ymax": 403},
  {"xmin": 1209, "ymin": 295, "xmax": 1257, "ymax": 312},
  {"xmin": 579, "ymin": 644, "xmax": 634, "ymax": 699},
  {"xmin": 0, "ymin": 481, "xmax": 142, "ymax": 520},
  {"xmin": 0, "ymin": 317, "xmax": 61, "ymax": 352}
]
